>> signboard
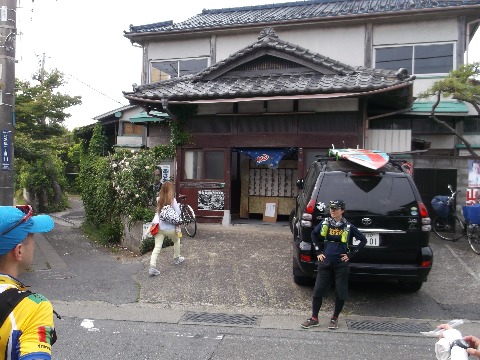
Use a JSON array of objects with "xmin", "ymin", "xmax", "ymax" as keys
[
  {"xmin": 263, "ymin": 200, "xmax": 278, "ymax": 223},
  {"xmin": 467, "ymin": 188, "xmax": 479, "ymax": 205},
  {"xmin": 468, "ymin": 159, "xmax": 480, "ymax": 188},
  {"xmin": 160, "ymin": 165, "xmax": 170, "ymax": 183},
  {"xmin": 198, "ymin": 190, "xmax": 224, "ymax": 210},
  {"xmin": 2, "ymin": 130, "xmax": 11, "ymax": 170}
]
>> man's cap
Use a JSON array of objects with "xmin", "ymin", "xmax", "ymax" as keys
[
  {"xmin": 0, "ymin": 206, "xmax": 54, "ymax": 256},
  {"xmin": 329, "ymin": 199, "xmax": 346, "ymax": 209}
]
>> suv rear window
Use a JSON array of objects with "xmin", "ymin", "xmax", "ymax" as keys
[{"xmin": 316, "ymin": 174, "xmax": 417, "ymax": 215}]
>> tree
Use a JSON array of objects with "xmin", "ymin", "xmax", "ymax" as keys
[
  {"xmin": 15, "ymin": 69, "xmax": 82, "ymax": 211},
  {"xmin": 419, "ymin": 62, "xmax": 480, "ymax": 156}
]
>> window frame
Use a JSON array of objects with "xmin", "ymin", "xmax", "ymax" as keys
[
  {"xmin": 149, "ymin": 57, "xmax": 210, "ymax": 82},
  {"xmin": 373, "ymin": 42, "xmax": 456, "ymax": 76}
]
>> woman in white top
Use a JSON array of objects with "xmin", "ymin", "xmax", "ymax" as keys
[{"xmin": 148, "ymin": 181, "xmax": 184, "ymax": 277}]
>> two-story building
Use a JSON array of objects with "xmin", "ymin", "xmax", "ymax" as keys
[{"xmin": 120, "ymin": 0, "xmax": 480, "ymax": 222}]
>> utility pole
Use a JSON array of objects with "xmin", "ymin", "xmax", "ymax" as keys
[{"xmin": 0, "ymin": 0, "xmax": 16, "ymax": 205}]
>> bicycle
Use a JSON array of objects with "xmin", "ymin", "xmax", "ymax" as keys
[
  {"xmin": 431, "ymin": 185, "xmax": 480, "ymax": 254},
  {"xmin": 178, "ymin": 194, "xmax": 197, "ymax": 237}
]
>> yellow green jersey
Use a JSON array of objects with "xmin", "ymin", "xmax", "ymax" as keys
[{"xmin": 0, "ymin": 274, "xmax": 56, "ymax": 360}]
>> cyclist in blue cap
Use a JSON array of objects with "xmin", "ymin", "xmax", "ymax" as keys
[
  {"xmin": 301, "ymin": 199, "xmax": 367, "ymax": 330},
  {"xmin": 0, "ymin": 205, "xmax": 57, "ymax": 359}
]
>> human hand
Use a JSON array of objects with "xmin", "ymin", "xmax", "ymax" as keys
[
  {"xmin": 317, "ymin": 254, "xmax": 325, "ymax": 262},
  {"xmin": 340, "ymin": 253, "xmax": 349, "ymax": 262},
  {"xmin": 464, "ymin": 335, "xmax": 480, "ymax": 357},
  {"xmin": 437, "ymin": 323, "xmax": 452, "ymax": 331}
]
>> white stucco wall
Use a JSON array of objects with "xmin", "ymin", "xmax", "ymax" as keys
[
  {"xmin": 214, "ymin": 25, "xmax": 365, "ymax": 67},
  {"xmin": 373, "ymin": 18, "xmax": 458, "ymax": 45},
  {"xmin": 147, "ymin": 37, "xmax": 211, "ymax": 61},
  {"xmin": 276, "ymin": 26, "xmax": 365, "ymax": 67}
]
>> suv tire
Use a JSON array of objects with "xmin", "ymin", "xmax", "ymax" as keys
[
  {"xmin": 293, "ymin": 275, "xmax": 315, "ymax": 286},
  {"xmin": 399, "ymin": 281, "xmax": 423, "ymax": 292},
  {"xmin": 289, "ymin": 209, "xmax": 295, "ymax": 234}
]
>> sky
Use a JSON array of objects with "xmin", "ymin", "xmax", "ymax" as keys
[{"xmin": 15, "ymin": 0, "xmax": 480, "ymax": 130}]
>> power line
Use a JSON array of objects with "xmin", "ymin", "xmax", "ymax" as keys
[{"xmin": 65, "ymin": 73, "xmax": 124, "ymax": 105}]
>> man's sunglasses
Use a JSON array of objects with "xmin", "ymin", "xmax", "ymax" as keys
[{"xmin": 1, "ymin": 205, "xmax": 33, "ymax": 236}]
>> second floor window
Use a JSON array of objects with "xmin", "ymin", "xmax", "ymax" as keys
[
  {"xmin": 150, "ymin": 58, "xmax": 209, "ymax": 82},
  {"xmin": 375, "ymin": 43, "xmax": 454, "ymax": 75}
]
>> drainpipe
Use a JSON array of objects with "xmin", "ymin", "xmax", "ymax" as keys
[
  {"xmin": 160, "ymin": 97, "xmax": 179, "ymax": 192},
  {"xmin": 466, "ymin": 19, "xmax": 480, "ymax": 64},
  {"xmin": 161, "ymin": 97, "xmax": 176, "ymax": 120}
]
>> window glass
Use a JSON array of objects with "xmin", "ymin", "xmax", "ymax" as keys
[
  {"xmin": 375, "ymin": 46, "xmax": 412, "ymax": 71},
  {"xmin": 151, "ymin": 61, "xmax": 177, "ymax": 82},
  {"xmin": 184, "ymin": 150, "xmax": 203, "ymax": 180},
  {"xmin": 151, "ymin": 58, "xmax": 209, "ymax": 82},
  {"xmin": 411, "ymin": 117, "xmax": 455, "ymax": 133},
  {"xmin": 205, "ymin": 151, "xmax": 224, "ymax": 179},
  {"xmin": 304, "ymin": 149, "xmax": 326, "ymax": 168},
  {"xmin": 123, "ymin": 122, "xmax": 143, "ymax": 135},
  {"xmin": 180, "ymin": 58, "xmax": 209, "ymax": 76},
  {"xmin": 464, "ymin": 118, "xmax": 480, "ymax": 133},
  {"xmin": 375, "ymin": 43, "xmax": 453, "ymax": 74},
  {"xmin": 414, "ymin": 44, "xmax": 453, "ymax": 74},
  {"xmin": 317, "ymin": 174, "xmax": 416, "ymax": 215}
]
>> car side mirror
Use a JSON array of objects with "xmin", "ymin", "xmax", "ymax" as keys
[{"xmin": 296, "ymin": 179, "xmax": 304, "ymax": 189}]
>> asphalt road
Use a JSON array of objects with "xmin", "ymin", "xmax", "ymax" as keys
[{"xmin": 18, "ymin": 197, "xmax": 480, "ymax": 359}]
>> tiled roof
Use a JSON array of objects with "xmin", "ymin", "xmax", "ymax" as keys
[
  {"xmin": 124, "ymin": 29, "xmax": 413, "ymax": 103},
  {"xmin": 125, "ymin": 0, "xmax": 480, "ymax": 35}
]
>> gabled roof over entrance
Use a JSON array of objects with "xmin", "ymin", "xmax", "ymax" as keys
[{"xmin": 123, "ymin": 28, "xmax": 414, "ymax": 108}]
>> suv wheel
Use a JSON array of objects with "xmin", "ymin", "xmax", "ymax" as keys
[
  {"xmin": 293, "ymin": 275, "xmax": 315, "ymax": 286},
  {"xmin": 399, "ymin": 281, "xmax": 423, "ymax": 292},
  {"xmin": 289, "ymin": 209, "xmax": 295, "ymax": 234}
]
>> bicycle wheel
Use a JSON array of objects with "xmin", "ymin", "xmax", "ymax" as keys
[
  {"xmin": 467, "ymin": 224, "xmax": 480, "ymax": 254},
  {"xmin": 432, "ymin": 215, "xmax": 464, "ymax": 241},
  {"xmin": 182, "ymin": 205, "xmax": 197, "ymax": 237}
]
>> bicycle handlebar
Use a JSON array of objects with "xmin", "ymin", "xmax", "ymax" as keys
[{"xmin": 447, "ymin": 190, "xmax": 460, "ymax": 205}]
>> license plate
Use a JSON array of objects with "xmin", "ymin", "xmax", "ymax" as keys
[{"xmin": 353, "ymin": 233, "xmax": 379, "ymax": 247}]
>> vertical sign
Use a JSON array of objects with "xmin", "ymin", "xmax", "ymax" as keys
[
  {"xmin": 0, "ymin": 6, "xmax": 7, "ymax": 22},
  {"xmin": 160, "ymin": 165, "xmax": 170, "ymax": 183},
  {"xmin": 2, "ymin": 130, "xmax": 11, "ymax": 170}
]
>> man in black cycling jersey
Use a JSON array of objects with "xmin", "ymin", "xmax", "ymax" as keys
[{"xmin": 301, "ymin": 199, "xmax": 367, "ymax": 330}]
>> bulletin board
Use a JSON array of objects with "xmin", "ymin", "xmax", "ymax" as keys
[{"xmin": 263, "ymin": 200, "xmax": 278, "ymax": 223}]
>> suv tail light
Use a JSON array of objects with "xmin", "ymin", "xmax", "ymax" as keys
[
  {"xmin": 301, "ymin": 199, "xmax": 317, "ymax": 227},
  {"xmin": 418, "ymin": 201, "xmax": 431, "ymax": 231},
  {"xmin": 306, "ymin": 199, "xmax": 316, "ymax": 214}
]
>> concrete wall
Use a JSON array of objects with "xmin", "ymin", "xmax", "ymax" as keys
[{"xmin": 121, "ymin": 216, "xmax": 143, "ymax": 255}]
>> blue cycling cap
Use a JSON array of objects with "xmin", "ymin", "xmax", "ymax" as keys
[{"xmin": 0, "ymin": 206, "xmax": 54, "ymax": 256}]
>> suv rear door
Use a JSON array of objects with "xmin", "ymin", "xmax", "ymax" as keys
[{"xmin": 315, "ymin": 172, "xmax": 427, "ymax": 264}]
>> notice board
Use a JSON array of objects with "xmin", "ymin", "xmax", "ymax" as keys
[{"xmin": 263, "ymin": 200, "xmax": 278, "ymax": 223}]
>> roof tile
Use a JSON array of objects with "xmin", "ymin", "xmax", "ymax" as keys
[{"xmin": 126, "ymin": 0, "xmax": 480, "ymax": 35}]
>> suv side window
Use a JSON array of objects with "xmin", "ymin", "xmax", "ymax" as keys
[{"xmin": 302, "ymin": 163, "xmax": 320, "ymax": 201}]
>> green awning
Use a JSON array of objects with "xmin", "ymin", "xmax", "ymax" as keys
[
  {"xmin": 410, "ymin": 100, "xmax": 468, "ymax": 114},
  {"xmin": 129, "ymin": 111, "xmax": 170, "ymax": 123},
  {"xmin": 455, "ymin": 144, "xmax": 480, "ymax": 149}
]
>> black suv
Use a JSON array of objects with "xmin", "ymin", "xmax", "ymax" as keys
[{"xmin": 291, "ymin": 158, "xmax": 433, "ymax": 291}]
